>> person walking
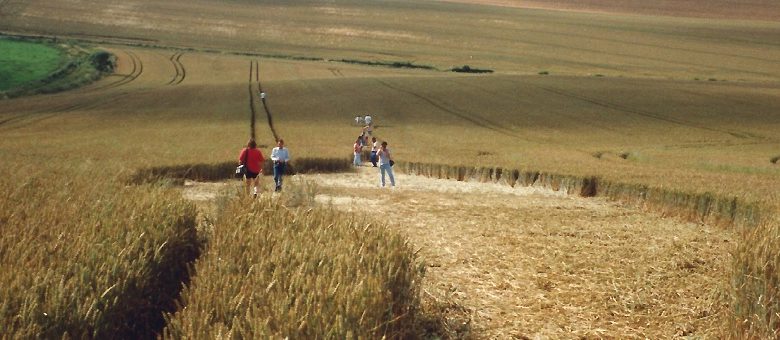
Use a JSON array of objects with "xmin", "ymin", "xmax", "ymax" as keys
[
  {"xmin": 271, "ymin": 138, "xmax": 290, "ymax": 192},
  {"xmin": 238, "ymin": 138, "xmax": 265, "ymax": 197},
  {"xmin": 370, "ymin": 137, "xmax": 379, "ymax": 167},
  {"xmin": 353, "ymin": 136, "xmax": 363, "ymax": 167},
  {"xmin": 376, "ymin": 141, "xmax": 395, "ymax": 188}
]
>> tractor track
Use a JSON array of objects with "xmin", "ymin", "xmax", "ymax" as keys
[
  {"xmin": 252, "ymin": 60, "xmax": 280, "ymax": 142},
  {"xmin": 248, "ymin": 60, "xmax": 258, "ymax": 140},
  {"xmin": 100, "ymin": 50, "xmax": 143, "ymax": 90},
  {"xmin": 374, "ymin": 78, "xmax": 523, "ymax": 139},
  {"xmin": 447, "ymin": 77, "xmax": 628, "ymax": 137},
  {"xmin": 167, "ymin": 52, "xmax": 186, "ymax": 85},
  {"xmin": 529, "ymin": 82, "xmax": 766, "ymax": 141}
]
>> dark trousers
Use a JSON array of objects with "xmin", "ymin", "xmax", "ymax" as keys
[
  {"xmin": 370, "ymin": 151, "xmax": 378, "ymax": 167},
  {"xmin": 273, "ymin": 162, "xmax": 286, "ymax": 191}
]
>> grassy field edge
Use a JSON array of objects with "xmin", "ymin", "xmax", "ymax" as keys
[{"xmin": 0, "ymin": 35, "xmax": 115, "ymax": 99}]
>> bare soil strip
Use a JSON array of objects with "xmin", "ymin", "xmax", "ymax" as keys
[{"xmin": 182, "ymin": 167, "xmax": 733, "ymax": 338}]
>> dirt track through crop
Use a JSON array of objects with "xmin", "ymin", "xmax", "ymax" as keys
[
  {"xmin": 248, "ymin": 60, "xmax": 258, "ymax": 140},
  {"xmin": 254, "ymin": 61, "xmax": 280, "ymax": 142}
]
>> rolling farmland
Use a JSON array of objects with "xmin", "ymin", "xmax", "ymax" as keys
[{"xmin": 1, "ymin": 0, "xmax": 779, "ymax": 338}]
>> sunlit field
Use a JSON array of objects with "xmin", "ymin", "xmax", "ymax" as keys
[{"xmin": 1, "ymin": 0, "xmax": 779, "ymax": 337}]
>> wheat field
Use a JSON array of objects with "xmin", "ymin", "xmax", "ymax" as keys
[{"xmin": 1, "ymin": 0, "xmax": 779, "ymax": 337}]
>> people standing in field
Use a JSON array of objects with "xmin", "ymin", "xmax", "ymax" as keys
[
  {"xmin": 364, "ymin": 114, "xmax": 372, "ymax": 127},
  {"xmin": 238, "ymin": 138, "xmax": 265, "ymax": 198},
  {"xmin": 376, "ymin": 141, "xmax": 395, "ymax": 188},
  {"xmin": 271, "ymin": 139, "xmax": 290, "ymax": 192},
  {"xmin": 353, "ymin": 136, "xmax": 363, "ymax": 167},
  {"xmin": 370, "ymin": 136, "xmax": 379, "ymax": 167}
]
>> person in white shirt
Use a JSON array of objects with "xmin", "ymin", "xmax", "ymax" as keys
[
  {"xmin": 270, "ymin": 139, "xmax": 290, "ymax": 192},
  {"xmin": 376, "ymin": 141, "xmax": 395, "ymax": 188},
  {"xmin": 364, "ymin": 114, "xmax": 372, "ymax": 127},
  {"xmin": 353, "ymin": 136, "xmax": 363, "ymax": 167},
  {"xmin": 370, "ymin": 137, "xmax": 379, "ymax": 167}
]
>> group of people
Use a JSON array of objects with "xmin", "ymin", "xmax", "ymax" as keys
[
  {"xmin": 351, "ymin": 114, "xmax": 395, "ymax": 187},
  {"xmin": 237, "ymin": 138, "xmax": 290, "ymax": 197},
  {"xmin": 237, "ymin": 113, "xmax": 395, "ymax": 197},
  {"xmin": 353, "ymin": 136, "xmax": 395, "ymax": 188}
]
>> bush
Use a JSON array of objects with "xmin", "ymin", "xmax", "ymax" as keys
[
  {"xmin": 90, "ymin": 50, "xmax": 116, "ymax": 73},
  {"xmin": 450, "ymin": 65, "xmax": 493, "ymax": 73}
]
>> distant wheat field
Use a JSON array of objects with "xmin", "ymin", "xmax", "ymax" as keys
[{"xmin": 1, "ymin": 0, "xmax": 779, "ymax": 337}]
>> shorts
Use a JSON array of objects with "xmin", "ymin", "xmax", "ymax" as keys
[{"xmin": 246, "ymin": 170, "xmax": 260, "ymax": 179}]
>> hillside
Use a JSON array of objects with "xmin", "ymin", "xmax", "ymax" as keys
[{"xmin": 439, "ymin": 0, "xmax": 780, "ymax": 21}]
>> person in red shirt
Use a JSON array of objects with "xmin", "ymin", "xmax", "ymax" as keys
[{"xmin": 239, "ymin": 138, "xmax": 265, "ymax": 197}]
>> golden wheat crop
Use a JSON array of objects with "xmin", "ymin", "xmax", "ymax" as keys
[
  {"xmin": 0, "ymin": 164, "xmax": 200, "ymax": 338},
  {"xmin": 0, "ymin": 0, "xmax": 778, "ymax": 336},
  {"xmin": 162, "ymin": 182, "xmax": 423, "ymax": 338}
]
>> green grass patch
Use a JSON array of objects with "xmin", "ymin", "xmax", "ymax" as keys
[
  {"xmin": 0, "ymin": 36, "xmax": 115, "ymax": 98},
  {"xmin": 0, "ymin": 38, "xmax": 64, "ymax": 91}
]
